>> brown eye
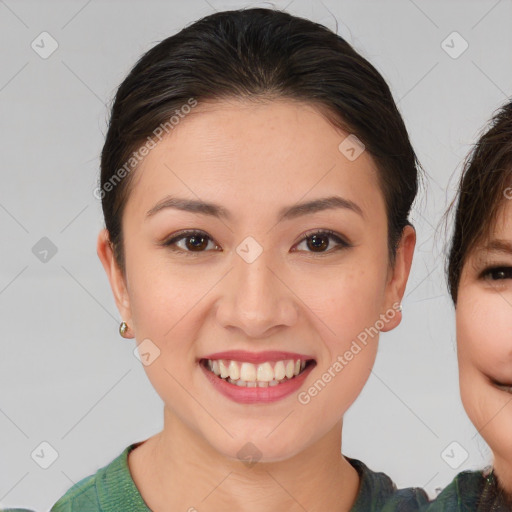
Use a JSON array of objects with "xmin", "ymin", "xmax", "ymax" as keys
[
  {"xmin": 183, "ymin": 233, "xmax": 208, "ymax": 251},
  {"xmin": 162, "ymin": 228, "xmax": 350, "ymax": 256},
  {"xmin": 163, "ymin": 230, "xmax": 219, "ymax": 254},
  {"xmin": 481, "ymin": 266, "xmax": 512, "ymax": 281},
  {"xmin": 307, "ymin": 234, "xmax": 330, "ymax": 252},
  {"xmin": 293, "ymin": 230, "xmax": 350, "ymax": 254}
]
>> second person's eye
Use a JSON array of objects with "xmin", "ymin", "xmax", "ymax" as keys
[{"xmin": 481, "ymin": 266, "xmax": 512, "ymax": 281}]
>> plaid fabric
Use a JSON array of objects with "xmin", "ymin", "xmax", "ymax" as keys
[{"xmin": 421, "ymin": 470, "xmax": 512, "ymax": 512}]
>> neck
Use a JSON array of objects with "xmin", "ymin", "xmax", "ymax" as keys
[{"xmin": 129, "ymin": 406, "xmax": 360, "ymax": 512}]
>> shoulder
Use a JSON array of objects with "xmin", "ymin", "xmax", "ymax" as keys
[
  {"xmin": 421, "ymin": 470, "xmax": 487, "ymax": 511},
  {"xmin": 50, "ymin": 444, "xmax": 142, "ymax": 512},
  {"xmin": 348, "ymin": 458, "xmax": 429, "ymax": 512},
  {"xmin": 49, "ymin": 472, "xmax": 99, "ymax": 512}
]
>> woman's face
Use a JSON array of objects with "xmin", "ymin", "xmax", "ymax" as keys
[
  {"xmin": 98, "ymin": 99, "xmax": 414, "ymax": 462},
  {"xmin": 457, "ymin": 198, "xmax": 512, "ymax": 487}
]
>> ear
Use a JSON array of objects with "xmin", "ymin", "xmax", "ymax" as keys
[
  {"xmin": 96, "ymin": 229, "xmax": 134, "ymax": 337},
  {"xmin": 380, "ymin": 224, "xmax": 416, "ymax": 332}
]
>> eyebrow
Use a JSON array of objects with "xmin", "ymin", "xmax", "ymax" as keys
[
  {"xmin": 481, "ymin": 239, "xmax": 512, "ymax": 255},
  {"xmin": 146, "ymin": 195, "xmax": 364, "ymax": 222}
]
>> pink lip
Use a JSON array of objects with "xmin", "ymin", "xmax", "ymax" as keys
[
  {"xmin": 200, "ymin": 350, "xmax": 315, "ymax": 364},
  {"xmin": 200, "ymin": 359, "xmax": 316, "ymax": 404}
]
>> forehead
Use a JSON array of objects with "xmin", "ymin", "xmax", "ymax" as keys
[
  {"xmin": 466, "ymin": 198, "xmax": 512, "ymax": 263},
  {"xmin": 125, "ymin": 98, "xmax": 385, "ymax": 221},
  {"xmin": 491, "ymin": 198, "xmax": 512, "ymax": 235}
]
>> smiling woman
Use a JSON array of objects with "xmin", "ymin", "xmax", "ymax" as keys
[
  {"xmin": 423, "ymin": 101, "xmax": 512, "ymax": 511},
  {"xmin": 50, "ymin": 7, "xmax": 427, "ymax": 512}
]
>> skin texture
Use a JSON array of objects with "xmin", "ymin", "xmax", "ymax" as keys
[
  {"xmin": 97, "ymin": 98, "xmax": 416, "ymax": 511},
  {"xmin": 457, "ymin": 199, "xmax": 512, "ymax": 494}
]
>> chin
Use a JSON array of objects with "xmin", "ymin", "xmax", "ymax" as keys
[{"xmin": 210, "ymin": 430, "xmax": 306, "ymax": 465}]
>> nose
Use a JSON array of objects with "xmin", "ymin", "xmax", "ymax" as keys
[{"xmin": 215, "ymin": 246, "xmax": 299, "ymax": 338}]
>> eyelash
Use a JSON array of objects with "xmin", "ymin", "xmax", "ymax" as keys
[
  {"xmin": 161, "ymin": 229, "xmax": 351, "ymax": 257},
  {"xmin": 480, "ymin": 266, "xmax": 512, "ymax": 281}
]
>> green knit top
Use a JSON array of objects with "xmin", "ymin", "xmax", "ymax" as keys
[{"xmin": 50, "ymin": 443, "xmax": 429, "ymax": 511}]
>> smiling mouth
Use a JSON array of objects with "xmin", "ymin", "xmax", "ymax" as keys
[
  {"xmin": 494, "ymin": 382, "xmax": 512, "ymax": 394},
  {"xmin": 200, "ymin": 358, "xmax": 316, "ymax": 387},
  {"xmin": 489, "ymin": 375, "xmax": 512, "ymax": 394}
]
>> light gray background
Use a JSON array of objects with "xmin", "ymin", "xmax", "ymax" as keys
[{"xmin": 1, "ymin": 0, "xmax": 511, "ymax": 510}]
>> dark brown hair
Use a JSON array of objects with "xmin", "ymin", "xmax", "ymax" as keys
[
  {"xmin": 447, "ymin": 100, "xmax": 512, "ymax": 303},
  {"xmin": 99, "ymin": 7, "xmax": 421, "ymax": 271}
]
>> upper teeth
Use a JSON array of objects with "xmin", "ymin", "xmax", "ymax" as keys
[{"xmin": 206, "ymin": 359, "xmax": 307, "ymax": 384}]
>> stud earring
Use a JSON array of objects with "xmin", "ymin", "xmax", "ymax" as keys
[
  {"xmin": 119, "ymin": 321, "xmax": 130, "ymax": 338},
  {"xmin": 397, "ymin": 303, "xmax": 403, "ymax": 312}
]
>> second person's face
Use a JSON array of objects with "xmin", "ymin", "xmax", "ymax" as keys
[{"xmin": 457, "ymin": 198, "xmax": 512, "ymax": 490}]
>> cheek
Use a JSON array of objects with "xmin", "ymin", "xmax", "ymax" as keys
[
  {"xmin": 456, "ymin": 285, "xmax": 512, "ymax": 469},
  {"xmin": 123, "ymin": 234, "xmax": 209, "ymax": 337},
  {"xmin": 457, "ymin": 287, "xmax": 512, "ymax": 375},
  {"xmin": 295, "ymin": 248, "xmax": 387, "ymax": 327},
  {"xmin": 129, "ymin": 270, "xmax": 187, "ymax": 338},
  {"xmin": 306, "ymin": 257, "xmax": 386, "ymax": 395},
  {"xmin": 456, "ymin": 284, "xmax": 512, "ymax": 437}
]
